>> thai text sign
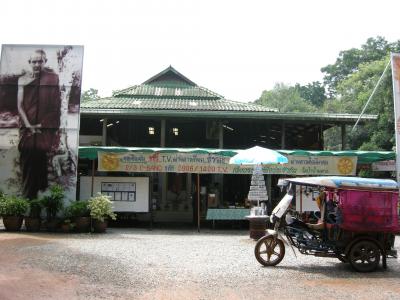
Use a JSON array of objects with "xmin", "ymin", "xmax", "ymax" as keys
[
  {"xmin": 372, "ymin": 160, "xmax": 396, "ymax": 172},
  {"xmin": 98, "ymin": 151, "xmax": 357, "ymax": 175}
]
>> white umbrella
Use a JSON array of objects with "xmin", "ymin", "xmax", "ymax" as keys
[
  {"xmin": 229, "ymin": 146, "xmax": 288, "ymax": 165},
  {"xmin": 229, "ymin": 146, "xmax": 288, "ymax": 214}
]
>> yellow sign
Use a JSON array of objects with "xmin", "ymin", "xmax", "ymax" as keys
[
  {"xmin": 337, "ymin": 157, "xmax": 354, "ymax": 175},
  {"xmin": 98, "ymin": 152, "xmax": 357, "ymax": 175},
  {"xmin": 101, "ymin": 153, "xmax": 120, "ymax": 171}
]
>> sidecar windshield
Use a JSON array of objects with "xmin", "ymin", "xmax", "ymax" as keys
[{"xmin": 272, "ymin": 193, "xmax": 293, "ymax": 218}]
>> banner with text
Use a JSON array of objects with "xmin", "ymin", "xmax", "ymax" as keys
[{"xmin": 98, "ymin": 151, "xmax": 357, "ymax": 175}]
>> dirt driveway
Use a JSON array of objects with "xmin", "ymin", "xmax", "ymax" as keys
[{"xmin": 1, "ymin": 229, "xmax": 400, "ymax": 300}]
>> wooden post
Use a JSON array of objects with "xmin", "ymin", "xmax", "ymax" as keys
[
  {"xmin": 341, "ymin": 124, "xmax": 346, "ymax": 150},
  {"xmin": 102, "ymin": 118, "xmax": 107, "ymax": 146},
  {"xmin": 91, "ymin": 159, "xmax": 95, "ymax": 196},
  {"xmin": 197, "ymin": 173, "xmax": 200, "ymax": 232},
  {"xmin": 299, "ymin": 186, "xmax": 303, "ymax": 213}
]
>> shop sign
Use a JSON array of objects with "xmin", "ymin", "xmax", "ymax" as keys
[
  {"xmin": 371, "ymin": 160, "xmax": 396, "ymax": 171},
  {"xmin": 98, "ymin": 151, "xmax": 357, "ymax": 175}
]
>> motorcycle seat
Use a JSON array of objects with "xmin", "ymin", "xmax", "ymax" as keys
[{"xmin": 306, "ymin": 222, "xmax": 325, "ymax": 230}]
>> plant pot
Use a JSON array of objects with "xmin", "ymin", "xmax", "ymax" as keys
[
  {"xmin": 2, "ymin": 216, "xmax": 24, "ymax": 231},
  {"xmin": 45, "ymin": 219, "xmax": 60, "ymax": 232},
  {"xmin": 75, "ymin": 217, "xmax": 91, "ymax": 232},
  {"xmin": 92, "ymin": 220, "xmax": 108, "ymax": 233},
  {"xmin": 60, "ymin": 223, "xmax": 70, "ymax": 233},
  {"xmin": 25, "ymin": 217, "xmax": 42, "ymax": 232}
]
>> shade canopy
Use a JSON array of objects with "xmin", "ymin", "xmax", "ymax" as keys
[
  {"xmin": 229, "ymin": 146, "xmax": 288, "ymax": 165},
  {"xmin": 280, "ymin": 176, "xmax": 398, "ymax": 190},
  {"xmin": 78, "ymin": 146, "xmax": 395, "ymax": 164}
]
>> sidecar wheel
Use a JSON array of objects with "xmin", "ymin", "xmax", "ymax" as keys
[
  {"xmin": 349, "ymin": 240, "xmax": 380, "ymax": 272},
  {"xmin": 255, "ymin": 235, "xmax": 285, "ymax": 266}
]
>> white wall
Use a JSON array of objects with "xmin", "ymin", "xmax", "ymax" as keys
[
  {"xmin": 80, "ymin": 176, "xmax": 149, "ymax": 212},
  {"xmin": 295, "ymin": 185, "xmax": 319, "ymax": 212}
]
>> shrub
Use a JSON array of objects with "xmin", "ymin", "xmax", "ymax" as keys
[
  {"xmin": 0, "ymin": 195, "xmax": 29, "ymax": 216},
  {"xmin": 41, "ymin": 184, "xmax": 64, "ymax": 221},
  {"xmin": 64, "ymin": 200, "xmax": 90, "ymax": 218},
  {"xmin": 28, "ymin": 198, "xmax": 42, "ymax": 218},
  {"xmin": 87, "ymin": 193, "xmax": 116, "ymax": 222}
]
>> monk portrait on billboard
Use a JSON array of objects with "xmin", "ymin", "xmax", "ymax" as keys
[
  {"xmin": 0, "ymin": 44, "xmax": 83, "ymax": 201},
  {"xmin": 17, "ymin": 49, "xmax": 61, "ymax": 199}
]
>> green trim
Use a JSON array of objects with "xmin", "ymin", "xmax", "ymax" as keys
[
  {"xmin": 79, "ymin": 146, "xmax": 238, "ymax": 160},
  {"xmin": 78, "ymin": 146, "xmax": 394, "ymax": 164},
  {"xmin": 279, "ymin": 150, "xmax": 394, "ymax": 164},
  {"xmin": 142, "ymin": 66, "xmax": 197, "ymax": 86}
]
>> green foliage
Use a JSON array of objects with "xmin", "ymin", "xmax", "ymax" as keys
[
  {"xmin": 64, "ymin": 200, "xmax": 90, "ymax": 218},
  {"xmin": 321, "ymin": 36, "xmax": 400, "ymax": 96},
  {"xmin": 0, "ymin": 195, "xmax": 29, "ymax": 216},
  {"xmin": 87, "ymin": 193, "xmax": 116, "ymax": 222},
  {"xmin": 327, "ymin": 58, "xmax": 395, "ymax": 150},
  {"xmin": 255, "ymin": 83, "xmax": 318, "ymax": 112},
  {"xmin": 81, "ymin": 88, "xmax": 100, "ymax": 102},
  {"xmin": 28, "ymin": 198, "xmax": 42, "ymax": 218},
  {"xmin": 294, "ymin": 82, "xmax": 326, "ymax": 107},
  {"xmin": 41, "ymin": 185, "xmax": 65, "ymax": 221}
]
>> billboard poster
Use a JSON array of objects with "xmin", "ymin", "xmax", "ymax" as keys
[
  {"xmin": 391, "ymin": 53, "xmax": 400, "ymax": 185},
  {"xmin": 98, "ymin": 151, "xmax": 357, "ymax": 176},
  {"xmin": 0, "ymin": 44, "xmax": 84, "ymax": 201}
]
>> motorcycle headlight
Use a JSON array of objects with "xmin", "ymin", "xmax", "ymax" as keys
[{"xmin": 269, "ymin": 215, "xmax": 275, "ymax": 223}]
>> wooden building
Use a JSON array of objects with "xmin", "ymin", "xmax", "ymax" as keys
[{"xmin": 78, "ymin": 66, "xmax": 379, "ymax": 223}]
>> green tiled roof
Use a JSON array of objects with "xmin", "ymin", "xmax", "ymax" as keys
[
  {"xmin": 112, "ymin": 85, "xmax": 223, "ymax": 100},
  {"xmin": 82, "ymin": 95, "xmax": 277, "ymax": 112},
  {"xmin": 81, "ymin": 65, "xmax": 376, "ymax": 123},
  {"xmin": 83, "ymin": 65, "xmax": 277, "ymax": 112}
]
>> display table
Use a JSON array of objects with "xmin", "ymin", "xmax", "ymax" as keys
[
  {"xmin": 206, "ymin": 208, "xmax": 250, "ymax": 229},
  {"xmin": 246, "ymin": 215, "xmax": 268, "ymax": 240}
]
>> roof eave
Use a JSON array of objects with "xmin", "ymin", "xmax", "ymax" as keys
[{"xmin": 80, "ymin": 109, "xmax": 377, "ymax": 123}]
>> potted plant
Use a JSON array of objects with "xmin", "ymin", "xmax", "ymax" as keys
[
  {"xmin": 40, "ymin": 185, "xmax": 64, "ymax": 232},
  {"xmin": 25, "ymin": 198, "xmax": 43, "ymax": 232},
  {"xmin": 0, "ymin": 195, "xmax": 29, "ymax": 231},
  {"xmin": 60, "ymin": 219, "xmax": 75, "ymax": 233},
  {"xmin": 87, "ymin": 193, "xmax": 116, "ymax": 233},
  {"xmin": 64, "ymin": 200, "xmax": 91, "ymax": 232}
]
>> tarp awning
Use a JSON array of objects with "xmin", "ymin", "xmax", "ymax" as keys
[
  {"xmin": 279, "ymin": 150, "xmax": 395, "ymax": 164},
  {"xmin": 78, "ymin": 146, "xmax": 395, "ymax": 164},
  {"xmin": 78, "ymin": 146, "xmax": 238, "ymax": 160}
]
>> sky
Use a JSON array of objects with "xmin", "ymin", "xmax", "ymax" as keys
[{"xmin": 1, "ymin": 0, "xmax": 399, "ymax": 102}]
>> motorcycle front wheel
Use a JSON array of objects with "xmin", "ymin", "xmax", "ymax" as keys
[{"xmin": 254, "ymin": 235, "xmax": 285, "ymax": 266}]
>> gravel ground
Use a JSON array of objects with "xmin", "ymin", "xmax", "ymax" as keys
[{"xmin": 1, "ymin": 227, "xmax": 400, "ymax": 300}]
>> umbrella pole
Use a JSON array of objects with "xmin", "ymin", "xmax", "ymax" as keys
[
  {"xmin": 197, "ymin": 173, "xmax": 200, "ymax": 232},
  {"xmin": 300, "ymin": 186, "xmax": 303, "ymax": 213}
]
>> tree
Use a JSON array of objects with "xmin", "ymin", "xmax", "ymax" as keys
[
  {"xmin": 255, "ymin": 83, "xmax": 317, "ymax": 113},
  {"xmin": 321, "ymin": 36, "xmax": 399, "ymax": 97},
  {"xmin": 324, "ymin": 58, "xmax": 394, "ymax": 151},
  {"xmin": 81, "ymin": 88, "xmax": 100, "ymax": 102},
  {"xmin": 294, "ymin": 81, "xmax": 326, "ymax": 107}
]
